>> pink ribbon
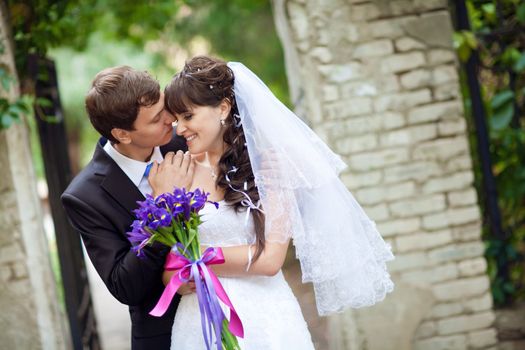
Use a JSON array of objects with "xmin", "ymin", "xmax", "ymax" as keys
[{"xmin": 149, "ymin": 247, "xmax": 244, "ymax": 340}]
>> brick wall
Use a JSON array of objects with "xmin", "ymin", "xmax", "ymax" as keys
[{"xmin": 274, "ymin": 0, "xmax": 497, "ymax": 349}]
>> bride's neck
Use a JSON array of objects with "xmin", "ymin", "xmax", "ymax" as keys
[{"xmin": 194, "ymin": 151, "xmax": 222, "ymax": 167}]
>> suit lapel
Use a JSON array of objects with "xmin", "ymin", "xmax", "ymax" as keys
[
  {"xmin": 101, "ymin": 166, "xmax": 145, "ymax": 218},
  {"xmin": 93, "ymin": 139, "xmax": 145, "ymax": 219},
  {"xmin": 93, "ymin": 134, "xmax": 187, "ymax": 218}
]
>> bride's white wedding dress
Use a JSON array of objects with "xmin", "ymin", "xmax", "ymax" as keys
[{"xmin": 170, "ymin": 201, "xmax": 315, "ymax": 349}]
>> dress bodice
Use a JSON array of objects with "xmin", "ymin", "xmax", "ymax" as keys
[
  {"xmin": 171, "ymin": 202, "xmax": 315, "ymax": 350},
  {"xmin": 198, "ymin": 201, "xmax": 256, "ymax": 247}
]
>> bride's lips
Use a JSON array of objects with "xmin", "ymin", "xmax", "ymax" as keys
[{"xmin": 185, "ymin": 134, "xmax": 197, "ymax": 144}]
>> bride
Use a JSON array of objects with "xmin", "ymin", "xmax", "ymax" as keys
[{"xmin": 149, "ymin": 56, "xmax": 394, "ymax": 349}]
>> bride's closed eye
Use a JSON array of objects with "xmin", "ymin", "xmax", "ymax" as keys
[{"xmin": 173, "ymin": 114, "xmax": 192, "ymax": 125}]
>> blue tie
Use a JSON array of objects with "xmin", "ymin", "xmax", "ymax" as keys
[{"xmin": 144, "ymin": 163, "xmax": 153, "ymax": 177}]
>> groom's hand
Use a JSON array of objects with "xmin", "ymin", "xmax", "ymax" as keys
[{"xmin": 149, "ymin": 150, "xmax": 195, "ymax": 196}]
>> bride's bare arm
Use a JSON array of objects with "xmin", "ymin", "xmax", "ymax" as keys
[
  {"xmin": 161, "ymin": 240, "xmax": 290, "ymax": 283},
  {"xmin": 211, "ymin": 240, "xmax": 290, "ymax": 277}
]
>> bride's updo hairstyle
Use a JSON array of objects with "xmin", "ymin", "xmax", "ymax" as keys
[{"xmin": 165, "ymin": 56, "xmax": 265, "ymax": 261}]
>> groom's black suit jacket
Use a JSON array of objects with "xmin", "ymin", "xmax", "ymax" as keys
[{"xmin": 61, "ymin": 136, "xmax": 186, "ymax": 350}]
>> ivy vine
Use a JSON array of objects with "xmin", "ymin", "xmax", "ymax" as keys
[
  {"xmin": 454, "ymin": 0, "xmax": 525, "ymax": 306},
  {"xmin": 0, "ymin": 41, "xmax": 32, "ymax": 130}
]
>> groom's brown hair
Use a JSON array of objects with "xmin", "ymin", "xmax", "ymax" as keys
[{"xmin": 85, "ymin": 66, "xmax": 160, "ymax": 143}]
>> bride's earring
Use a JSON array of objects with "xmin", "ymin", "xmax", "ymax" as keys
[{"xmin": 220, "ymin": 119, "xmax": 226, "ymax": 127}]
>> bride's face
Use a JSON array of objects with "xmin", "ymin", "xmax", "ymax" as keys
[{"xmin": 173, "ymin": 102, "xmax": 229, "ymax": 155}]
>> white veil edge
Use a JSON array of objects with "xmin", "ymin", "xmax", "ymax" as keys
[{"xmin": 228, "ymin": 62, "xmax": 394, "ymax": 316}]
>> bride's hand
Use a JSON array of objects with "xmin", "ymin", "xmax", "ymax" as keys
[
  {"xmin": 162, "ymin": 270, "xmax": 196, "ymax": 295},
  {"xmin": 149, "ymin": 151, "xmax": 195, "ymax": 196}
]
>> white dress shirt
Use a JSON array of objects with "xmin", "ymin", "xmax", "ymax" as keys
[{"xmin": 103, "ymin": 142, "xmax": 164, "ymax": 197}]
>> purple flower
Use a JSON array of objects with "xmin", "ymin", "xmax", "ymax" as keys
[
  {"xmin": 127, "ymin": 186, "xmax": 216, "ymax": 258},
  {"xmin": 173, "ymin": 187, "xmax": 187, "ymax": 202},
  {"xmin": 127, "ymin": 228, "xmax": 149, "ymax": 244},
  {"xmin": 172, "ymin": 203, "xmax": 184, "ymax": 215},
  {"xmin": 127, "ymin": 220, "xmax": 151, "ymax": 259},
  {"xmin": 134, "ymin": 195, "xmax": 157, "ymax": 221},
  {"xmin": 131, "ymin": 241, "xmax": 148, "ymax": 259},
  {"xmin": 182, "ymin": 201, "xmax": 191, "ymax": 221},
  {"xmin": 147, "ymin": 207, "xmax": 172, "ymax": 230},
  {"xmin": 156, "ymin": 192, "xmax": 185, "ymax": 216},
  {"xmin": 191, "ymin": 189, "xmax": 207, "ymax": 211}
]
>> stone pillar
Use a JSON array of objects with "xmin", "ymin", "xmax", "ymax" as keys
[
  {"xmin": 273, "ymin": 1, "xmax": 497, "ymax": 349},
  {"xmin": 0, "ymin": 4, "xmax": 69, "ymax": 349}
]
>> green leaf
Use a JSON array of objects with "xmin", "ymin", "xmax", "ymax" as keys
[
  {"xmin": 491, "ymin": 90, "xmax": 514, "ymax": 110},
  {"xmin": 453, "ymin": 31, "xmax": 477, "ymax": 62},
  {"xmin": 0, "ymin": 113, "xmax": 14, "ymax": 129},
  {"xmin": 513, "ymin": 53, "xmax": 525, "ymax": 72},
  {"xmin": 0, "ymin": 67, "xmax": 12, "ymax": 91},
  {"xmin": 481, "ymin": 3, "xmax": 496, "ymax": 23},
  {"xmin": 458, "ymin": 42, "xmax": 472, "ymax": 62},
  {"xmin": 14, "ymin": 99, "xmax": 32, "ymax": 114},
  {"xmin": 40, "ymin": 115, "xmax": 59, "ymax": 123},
  {"xmin": 518, "ymin": 3, "xmax": 525, "ymax": 24},
  {"xmin": 491, "ymin": 103, "xmax": 514, "ymax": 130},
  {"xmin": 452, "ymin": 32, "xmax": 464, "ymax": 50},
  {"xmin": 503, "ymin": 282, "xmax": 515, "ymax": 294},
  {"xmin": 502, "ymin": 47, "xmax": 521, "ymax": 66},
  {"xmin": 463, "ymin": 31, "xmax": 478, "ymax": 49},
  {"xmin": 467, "ymin": 1, "xmax": 483, "ymax": 30},
  {"xmin": 36, "ymin": 97, "xmax": 53, "ymax": 108},
  {"xmin": 490, "ymin": 89, "xmax": 515, "ymax": 131},
  {"xmin": 8, "ymin": 103, "xmax": 26, "ymax": 116},
  {"xmin": 0, "ymin": 98, "xmax": 8, "ymax": 111},
  {"xmin": 186, "ymin": 228, "xmax": 198, "ymax": 251}
]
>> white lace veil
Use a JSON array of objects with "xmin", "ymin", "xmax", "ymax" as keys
[{"xmin": 228, "ymin": 62, "xmax": 394, "ymax": 316}]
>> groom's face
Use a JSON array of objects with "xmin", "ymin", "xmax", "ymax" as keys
[{"xmin": 129, "ymin": 92, "xmax": 175, "ymax": 148}]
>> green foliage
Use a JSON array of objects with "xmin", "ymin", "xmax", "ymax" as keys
[
  {"xmin": 490, "ymin": 89, "xmax": 515, "ymax": 130},
  {"xmin": 0, "ymin": 41, "xmax": 33, "ymax": 130},
  {"xmin": 8, "ymin": 0, "xmax": 99, "ymax": 78},
  {"xmin": 456, "ymin": 0, "xmax": 525, "ymax": 306},
  {"xmin": 9, "ymin": 1, "xmax": 287, "ymax": 170},
  {"xmin": 74, "ymin": 0, "xmax": 288, "ymax": 103},
  {"xmin": 9, "ymin": 0, "xmax": 286, "ymax": 98},
  {"xmin": 0, "ymin": 94, "xmax": 32, "ymax": 129},
  {"xmin": 453, "ymin": 30, "xmax": 478, "ymax": 62},
  {"xmin": 9, "ymin": 0, "xmax": 286, "ymax": 102}
]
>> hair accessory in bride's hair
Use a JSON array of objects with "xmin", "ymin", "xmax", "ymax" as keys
[
  {"xmin": 225, "ymin": 167, "xmax": 264, "ymax": 226},
  {"xmin": 233, "ymin": 113, "xmax": 242, "ymax": 128}
]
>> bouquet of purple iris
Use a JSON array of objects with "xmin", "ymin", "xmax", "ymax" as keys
[{"xmin": 127, "ymin": 188, "xmax": 244, "ymax": 350}]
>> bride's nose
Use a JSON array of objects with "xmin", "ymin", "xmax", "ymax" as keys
[{"xmin": 175, "ymin": 122, "xmax": 186, "ymax": 135}]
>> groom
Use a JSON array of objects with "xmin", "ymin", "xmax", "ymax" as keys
[{"xmin": 61, "ymin": 66, "xmax": 192, "ymax": 349}]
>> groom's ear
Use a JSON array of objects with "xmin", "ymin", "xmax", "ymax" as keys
[{"xmin": 111, "ymin": 128, "xmax": 132, "ymax": 144}]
